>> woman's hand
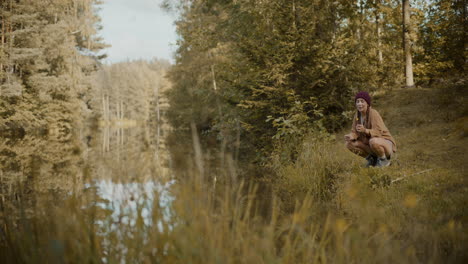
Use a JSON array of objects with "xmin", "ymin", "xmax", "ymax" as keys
[
  {"xmin": 356, "ymin": 124, "xmax": 367, "ymax": 134},
  {"xmin": 344, "ymin": 133, "xmax": 356, "ymax": 141}
]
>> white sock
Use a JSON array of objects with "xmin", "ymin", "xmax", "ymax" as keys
[{"xmin": 379, "ymin": 155, "xmax": 386, "ymax": 160}]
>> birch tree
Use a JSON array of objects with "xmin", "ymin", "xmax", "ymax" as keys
[{"xmin": 403, "ymin": 0, "xmax": 415, "ymax": 87}]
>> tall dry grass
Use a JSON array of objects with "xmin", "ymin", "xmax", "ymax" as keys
[
  {"xmin": 2, "ymin": 145, "xmax": 465, "ymax": 264},
  {"xmin": 268, "ymin": 82, "xmax": 468, "ymax": 263},
  {"xmin": 1, "ymin": 83, "xmax": 466, "ymax": 263}
]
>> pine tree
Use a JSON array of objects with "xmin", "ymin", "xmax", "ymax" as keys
[{"xmin": 0, "ymin": 0, "xmax": 106, "ymax": 133}]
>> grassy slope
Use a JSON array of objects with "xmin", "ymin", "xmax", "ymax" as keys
[{"xmin": 274, "ymin": 81, "xmax": 467, "ymax": 262}]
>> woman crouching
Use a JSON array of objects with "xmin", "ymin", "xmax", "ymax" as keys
[{"xmin": 344, "ymin": 91, "xmax": 396, "ymax": 167}]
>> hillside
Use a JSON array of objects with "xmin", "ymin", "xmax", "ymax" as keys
[
  {"xmin": 273, "ymin": 80, "xmax": 467, "ymax": 262},
  {"xmin": 377, "ymin": 81, "xmax": 467, "ymax": 172}
]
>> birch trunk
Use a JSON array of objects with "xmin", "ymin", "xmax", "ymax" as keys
[
  {"xmin": 102, "ymin": 95, "xmax": 106, "ymax": 121},
  {"xmin": 403, "ymin": 0, "xmax": 414, "ymax": 87}
]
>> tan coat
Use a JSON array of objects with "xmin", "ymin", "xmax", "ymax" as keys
[{"xmin": 350, "ymin": 107, "xmax": 397, "ymax": 152}]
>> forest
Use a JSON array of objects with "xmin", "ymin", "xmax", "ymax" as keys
[
  {"xmin": 0, "ymin": 0, "xmax": 467, "ymax": 263},
  {"xmin": 164, "ymin": 0, "xmax": 465, "ymax": 159}
]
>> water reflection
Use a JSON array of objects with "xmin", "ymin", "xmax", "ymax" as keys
[
  {"xmin": 96, "ymin": 124, "xmax": 171, "ymax": 181},
  {"xmin": 1, "ymin": 124, "xmax": 170, "ymax": 184},
  {"xmin": 0, "ymin": 122, "xmax": 173, "ymax": 240},
  {"xmin": 93, "ymin": 179, "xmax": 174, "ymax": 229}
]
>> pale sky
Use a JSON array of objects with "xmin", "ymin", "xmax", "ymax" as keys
[{"xmin": 98, "ymin": 0, "xmax": 177, "ymax": 64}]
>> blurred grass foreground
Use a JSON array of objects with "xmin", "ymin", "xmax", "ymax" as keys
[{"xmin": 1, "ymin": 83, "xmax": 467, "ymax": 263}]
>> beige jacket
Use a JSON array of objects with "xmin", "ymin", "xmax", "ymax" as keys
[{"xmin": 350, "ymin": 107, "xmax": 397, "ymax": 152}]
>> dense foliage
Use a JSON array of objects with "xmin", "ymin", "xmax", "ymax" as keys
[
  {"xmin": 164, "ymin": 0, "xmax": 466, "ymax": 158},
  {"xmin": 0, "ymin": 0, "xmax": 106, "ymax": 135}
]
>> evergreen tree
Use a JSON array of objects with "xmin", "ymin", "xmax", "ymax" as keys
[
  {"xmin": 163, "ymin": 0, "xmax": 467, "ymax": 158},
  {"xmin": 0, "ymin": 0, "xmax": 106, "ymax": 134},
  {"xmin": 165, "ymin": 0, "xmax": 403, "ymax": 157}
]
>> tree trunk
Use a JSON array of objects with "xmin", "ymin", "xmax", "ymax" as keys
[
  {"xmin": 402, "ymin": 0, "xmax": 414, "ymax": 87},
  {"xmin": 120, "ymin": 100, "xmax": 124, "ymax": 120},
  {"xmin": 1, "ymin": 13, "xmax": 4, "ymax": 78},
  {"xmin": 5, "ymin": 1, "xmax": 12, "ymax": 86},
  {"xmin": 155, "ymin": 84, "xmax": 160, "ymax": 122},
  {"xmin": 375, "ymin": 0, "xmax": 383, "ymax": 65},
  {"xmin": 106, "ymin": 95, "xmax": 110, "ymax": 121},
  {"xmin": 1, "ymin": 12, "xmax": 5, "ymax": 97},
  {"xmin": 118, "ymin": 99, "xmax": 121, "ymax": 120},
  {"xmin": 292, "ymin": 0, "xmax": 297, "ymax": 29},
  {"xmin": 210, "ymin": 58, "xmax": 226, "ymax": 168},
  {"xmin": 358, "ymin": 0, "xmax": 364, "ymax": 41},
  {"xmin": 377, "ymin": 16, "xmax": 383, "ymax": 64},
  {"xmin": 101, "ymin": 95, "xmax": 106, "ymax": 121}
]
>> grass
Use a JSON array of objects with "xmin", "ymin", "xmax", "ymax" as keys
[
  {"xmin": 270, "ymin": 80, "xmax": 468, "ymax": 262},
  {"xmin": 0, "ymin": 81, "xmax": 466, "ymax": 263}
]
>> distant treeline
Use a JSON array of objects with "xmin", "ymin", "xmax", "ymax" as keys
[
  {"xmin": 0, "ymin": 0, "xmax": 105, "ymax": 134},
  {"xmin": 93, "ymin": 59, "xmax": 171, "ymax": 125},
  {"xmin": 164, "ymin": 0, "xmax": 466, "ymax": 158}
]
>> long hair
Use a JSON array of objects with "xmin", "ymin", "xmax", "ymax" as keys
[{"xmin": 357, "ymin": 106, "xmax": 371, "ymax": 129}]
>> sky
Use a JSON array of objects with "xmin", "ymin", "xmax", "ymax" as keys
[{"xmin": 98, "ymin": 0, "xmax": 177, "ymax": 64}]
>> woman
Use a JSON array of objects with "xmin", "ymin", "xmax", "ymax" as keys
[{"xmin": 344, "ymin": 91, "xmax": 396, "ymax": 167}]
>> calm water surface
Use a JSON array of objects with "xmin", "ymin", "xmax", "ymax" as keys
[{"xmin": 0, "ymin": 124, "xmax": 174, "ymax": 226}]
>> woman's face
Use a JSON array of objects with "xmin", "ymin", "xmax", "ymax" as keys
[{"xmin": 356, "ymin": 98, "xmax": 368, "ymax": 113}]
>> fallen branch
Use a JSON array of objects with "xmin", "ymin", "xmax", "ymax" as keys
[{"xmin": 391, "ymin": 169, "xmax": 435, "ymax": 184}]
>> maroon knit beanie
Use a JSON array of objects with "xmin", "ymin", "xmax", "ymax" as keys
[{"xmin": 355, "ymin": 91, "xmax": 371, "ymax": 106}]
